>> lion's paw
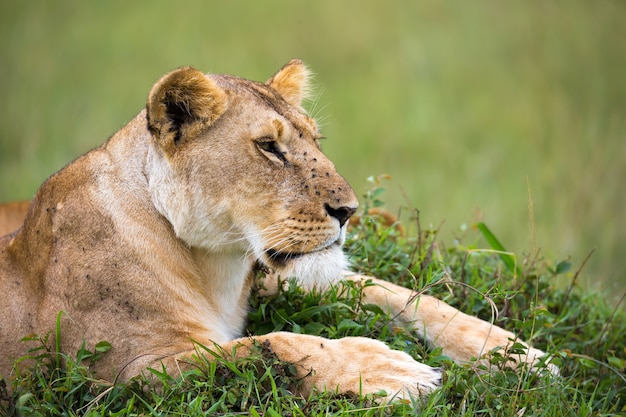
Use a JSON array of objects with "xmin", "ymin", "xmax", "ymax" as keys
[
  {"xmin": 328, "ymin": 337, "xmax": 441, "ymax": 400},
  {"xmin": 505, "ymin": 345, "xmax": 560, "ymax": 376},
  {"xmin": 472, "ymin": 327, "xmax": 560, "ymax": 376}
]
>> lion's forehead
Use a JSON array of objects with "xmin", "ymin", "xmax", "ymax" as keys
[{"xmin": 214, "ymin": 74, "xmax": 318, "ymax": 138}]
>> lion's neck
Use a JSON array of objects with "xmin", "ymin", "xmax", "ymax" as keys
[{"xmin": 190, "ymin": 246, "xmax": 255, "ymax": 340}]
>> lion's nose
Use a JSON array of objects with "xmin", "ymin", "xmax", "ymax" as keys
[{"xmin": 325, "ymin": 204, "xmax": 357, "ymax": 227}]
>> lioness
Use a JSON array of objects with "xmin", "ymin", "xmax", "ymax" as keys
[{"xmin": 0, "ymin": 60, "xmax": 555, "ymax": 399}]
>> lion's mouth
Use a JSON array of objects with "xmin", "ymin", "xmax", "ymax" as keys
[
  {"xmin": 264, "ymin": 240, "xmax": 340, "ymax": 268},
  {"xmin": 265, "ymin": 248, "xmax": 305, "ymax": 265}
]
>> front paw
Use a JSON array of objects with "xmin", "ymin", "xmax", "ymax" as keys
[
  {"xmin": 460, "ymin": 324, "xmax": 559, "ymax": 376},
  {"xmin": 326, "ymin": 337, "xmax": 441, "ymax": 399}
]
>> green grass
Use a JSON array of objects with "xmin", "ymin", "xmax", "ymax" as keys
[
  {"xmin": 0, "ymin": 1, "xmax": 625, "ymax": 298},
  {"xmin": 2, "ymin": 185, "xmax": 625, "ymax": 416}
]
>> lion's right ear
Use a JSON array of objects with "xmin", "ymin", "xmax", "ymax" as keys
[{"xmin": 147, "ymin": 67, "xmax": 228, "ymax": 155}]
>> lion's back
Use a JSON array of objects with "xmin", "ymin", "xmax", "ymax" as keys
[{"xmin": 0, "ymin": 201, "xmax": 30, "ymax": 237}]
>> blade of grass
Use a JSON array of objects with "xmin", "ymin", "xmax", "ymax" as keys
[{"xmin": 474, "ymin": 222, "xmax": 519, "ymax": 275}]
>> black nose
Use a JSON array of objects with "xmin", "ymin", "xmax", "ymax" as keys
[{"xmin": 325, "ymin": 204, "xmax": 357, "ymax": 227}]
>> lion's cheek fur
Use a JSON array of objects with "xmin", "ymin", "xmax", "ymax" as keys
[{"xmin": 144, "ymin": 144, "xmax": 242, "ymax": 252}]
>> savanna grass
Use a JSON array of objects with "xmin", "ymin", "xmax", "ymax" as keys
[{"xmin": 2, "ymin": 181, "xmax": 624, "ymax": 416}]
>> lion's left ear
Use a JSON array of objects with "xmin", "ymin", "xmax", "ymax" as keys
[
  {"xmin": 147, "ymin": 67, "xmax": 228, "ymax": 155},
  {"xmin": 267, "ymin": 59, "xmax": 312, "ymax": 109}
]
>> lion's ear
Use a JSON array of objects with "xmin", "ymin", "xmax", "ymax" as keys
[
  {"xmin": 267, "ymin": 59, "xmax": 312, "ymax": 109},
  {"xmin": 147, "ymin": 67, "xmax": 228, "ymax": 154}
]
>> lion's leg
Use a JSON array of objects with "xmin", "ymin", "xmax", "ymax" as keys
[
  {"xmin": 141, "ymin": 332, "xmax": 441, "ymax": 399},
  {"xmin": 345, "ymin": 274, "xmax": 558, "ymax": 374}
]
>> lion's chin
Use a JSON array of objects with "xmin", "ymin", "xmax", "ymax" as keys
[{"xmin": 265, "ymin": 243, "xmax": 349, "ymax": 291}]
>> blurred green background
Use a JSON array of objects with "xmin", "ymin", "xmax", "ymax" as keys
[{"xmin": 1, "ymin": 1, "xmax": 624, "ymax": 300}]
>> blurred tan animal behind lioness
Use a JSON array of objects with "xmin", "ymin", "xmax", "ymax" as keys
[
  {"xmin": 0, "ymin": 200, "xmax": 30, "ymax": 236},
  {"xmin": 0, "ymin": 60, "xmax": 555, "ymax": 400}
]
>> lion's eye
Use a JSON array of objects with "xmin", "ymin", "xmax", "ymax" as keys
[
  {"xmin": 258, "ymin": 140, "xmax": 279, "ymax": 154},
  {"xmin": 256, "ymin": 140, "xmax": 287, "ymax": 164}
]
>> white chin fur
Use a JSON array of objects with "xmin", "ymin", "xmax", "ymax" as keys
[{"xmin": 277, "ymin": 245, "xmax": 349, "ymax": 291}]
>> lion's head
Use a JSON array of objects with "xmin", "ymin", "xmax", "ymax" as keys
[{"xmin": 144, "ymin": 59, "xmax": 358, "ymax": 288}]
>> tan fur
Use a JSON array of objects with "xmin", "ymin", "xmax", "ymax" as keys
[
  {"xmin": 0, "ymin": 60, "xmax": 555, "ymax": 400},
  {"xmin": 0, "ymin": 200, "xmax": 30, "ymax": 236}
]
